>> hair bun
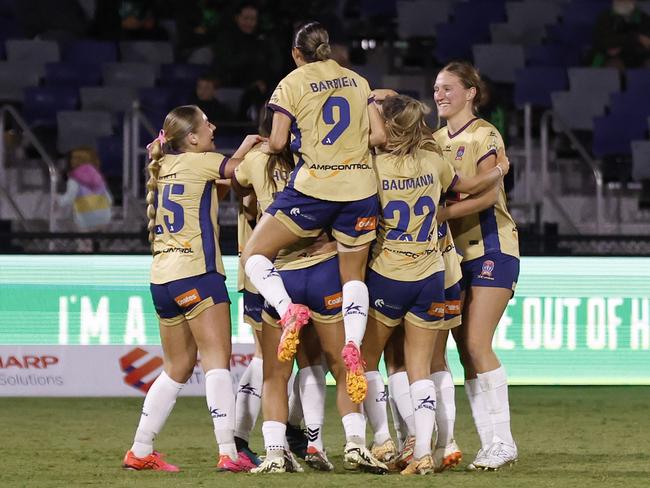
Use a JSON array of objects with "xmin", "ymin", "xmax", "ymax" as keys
[{"xmin": 315, "ymin": 42, "xmax": 331, "ymax": 60}]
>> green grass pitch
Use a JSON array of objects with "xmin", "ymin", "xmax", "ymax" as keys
[{"xmin": 1, "ymin": 386, "xmax": 649, "ymax": 487}]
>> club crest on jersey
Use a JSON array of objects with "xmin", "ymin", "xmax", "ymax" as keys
[
  {"xmin": 480, "ymin": 259, "xmax": 495, "ymax": 279},
  {"xmin": 455, "ymin": 146, "xmax": 465, "ymax": 160}
]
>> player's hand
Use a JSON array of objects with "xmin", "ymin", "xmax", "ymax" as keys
[
  {"xmin": 371, "ymin": 88, "xmax": 399, "ymax": 103},
  {"xmin": 496, "ymin": 147, "xmax": 510, "ymax": 176},
  {"xmin": 240, "ymin": 134, "xmax": 266, "ymax": 152}
]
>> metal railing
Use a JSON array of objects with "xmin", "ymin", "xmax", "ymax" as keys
[
  {"xmin": 0, "ymin": 104, "xmax": 58, "ymax": 232},
  {"xmin": 539, "ymin": 109, "xmax": 604, "ymax": 234}
]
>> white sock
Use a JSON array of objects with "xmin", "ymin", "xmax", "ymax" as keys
[
  {"xmin": 465, "ymin": 378, "xmax": 494, "ymax": 450},
  {"xmin": 287, "ymin": 370, "xmax": 303, "ymax": 427},
  {"xmin": 363, "ymin": 371, "xmax": 391, "ymax": 445},
  {"xmin": 131, "ymin": 371, "xmax": 184, "ymax": 458},
  {"xmin": 477, "ymin": 366, "xmax": 515, "ymax": 446},
  {"xmin": 410, "ymin": 379, "xmax": 436, "ymax": 459},
  {"xmin": 431, "ymin": 370, "xmax": 456, "ymax": 448},
  {"xmin": 245, "ymin": 254, "xmax": 291, "ymax": 317},
  {"xmin": 388, "ymin": 395, "xmax": 407, "ymax": 449},
  {"xmin": 342, "ymin": 412, "xmax": 366, "ymax": 444},
  {"xmin": 234, "ymin": 356, "xmax": 263, "ymax": 442},
  {"xmin": 342, "ymin": 280, "xmax": 368, "ymax": 347},
  {"xmin": 205, "ymin": 369, "xmax": 237, "ymax": 458},
  {"xmin": 299, "ymin": 365, "xmax": 326, "ymax": 451},
  {"xmin": 388, "ymin": 372, "xmax": 415, "ymax": 436},
  {"xmin": 262, "ymin": 420, "xmax": 286, "ymax": 459}
]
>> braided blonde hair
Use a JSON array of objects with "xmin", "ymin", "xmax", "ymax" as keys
[
  {"xmin": 146, "ymin": 105, "xmax": 202, "ymax": 246},
  {"xmin": 381, "ymin": 95, "xmax": 440, "ymax": 162}
]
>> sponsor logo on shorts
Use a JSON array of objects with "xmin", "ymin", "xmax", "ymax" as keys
[
  {"xmin": 479, "ymin": 259, "xmax": 495, "ymax": 280},
  {"xmin": 355, "ymin": 216, "xmax": 377, "ymax": 232},
  {"xmin": 374, "ymin": 298, "xmax": 400, "ymax": 311},
  {"xmin": 175, "ymin": 288, "xmax": 202, "ymax": 307},
  {"xmin": 445, "ymin": 300, "xmax": 461, "ymax": 316},
  {"xmin": 427, "ymin": 302, "xmax": 445, "ymax": 318},
  {"xmin": 374, "ymin": 298, "xmax": 384, "ymax": 308},
  {"xmin": 455, "ymin": 145, "xmax": 465, "ymax": 160},
  {"xmin": 324, "ymin": 292, "xmax": 343, "ymax": 310},
  {"xmin": 119, "ymin": 348, "xmax": 163, "ymax": 393},
  {"xmin": 290, "ymin": 207, "xmax": 301, "ymax": 216},
  {"xmin": 415, "ymin": 395, "xmax": 436, "ymax": 411}
]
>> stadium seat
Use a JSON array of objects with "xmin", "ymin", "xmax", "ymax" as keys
[
  {"xmin": 120, "ymin": 41, "xmax": 174, "ymax": 64},
  {"xmin": 568, "ymin": 67, "xmax": 620, "ymax": 97},
  {"xmin": 592, "ymin": 112, "xmax": 646, "ymax": 157},
  {"xmin": 80, "ymin": 86, "xmax": 138, "ymax": 113},
  {"xmin": 490, "ymin": 22, "xmax": 545, "ymax": 47},
  {"xmin": 102, "ymin": 62, "xmax": 157, "ymax": 88},
  {"xmin": 57, "ymin": 110, "xmax": 113, "ymax": 153},
  {"xmin": 545, "ymin": 23, "xmax": 594, "ymax": 48},
  {"xmin": 506, "ymin": 0, "xmax": 562, "ymax": 28},
  {"xmin": 45, "ymin": 62, "xmax": 102, "ymax": 87},
  {"xmin": 215, "ymin": 87, "xmax": 244, "ymax": 114},
  {"xmin": 138, "ymin": 86, "xmax": 176, "ymax": 124},
  {"xmin": 396, "ymin": 0, "xmax": 452, "ymax": 38},
  {"xmin": 0, "ymin": 61, "xmax": 43, "ymax": 102},
  {"xmin": 97, "ymin": 134, "xmax": 124, "ymax": 178},
  {"xmin": 159, "ymin": 63, "xmax": 206, "ymax": 88},
  {"xmin": 631, "ymin": 140, "xmax": 650, "ymax": 180},
  {"xmin": 526, "ymin": 43, "xmax": 583, "ymax": 67},
  {"xmin": 6, "ymin": 39, "xmax": 59, "ymax": 64},
  {"xmin": 514, "ymin": 66, "xmax": 568, "ymax": 108},
  {"xmin": 560, "ymin": 0, "xmax": 610, "ymax": 25},
  {"xmin": 61, "ymin": 40, "xmax": 118, "ymax": 65},
  {"xmin": 551, "ymin": 90, "xmax": 609, "ymax": 131},
  {"xmin": 23, "ymin": 86, "xmax": 79, "ymax": 128},
  {"xmin": 626, "ymin": 69, "xmax": 650, "ymax": 93},
  {"xmin": 473, "ymin": 44, "xmax": 525, "ymax": 83}
]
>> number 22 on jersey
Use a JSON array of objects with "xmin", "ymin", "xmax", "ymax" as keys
[{"xmin": 383, "ymin": 196, "xmax": 436, "ymax": 242}]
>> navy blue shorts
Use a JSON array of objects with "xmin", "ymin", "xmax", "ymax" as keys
[
  {"xmin": 444, "ymin": 282, "xmax": 462, "ymax": 327},
  {"xmin": 367, "ymin": 268, "xmax": 449, "ymax": 330},
  {"xmin": 263, "ymin": 256, "xmax": 342, "ymax": 326},
  {"xmin": 243, "ymin": 290, "xmax": 264, "ymax": 331},
  {"xmin": 460, "ymin": 252, "xmax": 520, "ymax": 293},
  {"xmin": 266, "ymin": 186, "xmax": 379, "ymax": 247},
  {"xmin": 150, "ymin": 272, "xmax": 230, "ymax": 326}
]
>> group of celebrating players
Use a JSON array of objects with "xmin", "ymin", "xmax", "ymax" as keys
[{"xmin": 121, "ymin": 20, "xmax": 520, "ymax": 476}]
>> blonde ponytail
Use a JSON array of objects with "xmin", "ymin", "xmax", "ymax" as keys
[
  {"xmin": 315, "ymin": 42, "xmax": 331, "ymax": 61},
  {"xmin": 382, "ymin": 95, "xmax": 440, "ymax": 161},
  {"xmin": 146, "ymin": 140, "xmax": 163, "ymax": 246}
]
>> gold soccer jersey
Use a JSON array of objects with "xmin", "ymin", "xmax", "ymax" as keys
[
  {"xmin": 233, "ymin": 145, "xmax": 336, "ymax": 271},
  {"xmin": 150, "ymin": 152, "xmax": 227, "ymax": 284},
  {"xmin": 433, "ymin": 118, "xmax": 519, "ymax": 261},
  {"xmin": 369, "ymin": 149, "xmax": 458, "ymax": 281},
  {"xmin": 268, "ymin": 59, "xmax": 376, "ymax": 202}
]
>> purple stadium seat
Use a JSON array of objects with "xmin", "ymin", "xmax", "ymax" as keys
[
  {"xmin": 97, "ymin": 135, "xmax": 123, "ymax": 178},
  {"xmin": 526, "ymin": 43, "xmax": 583, "ymax": 67},
  {"xmin": 45, "ymin": 62, "xmax": 102, "ymax": 87},
  {"xmin": 625, "ymin": 69, "xmax": 650, "ymax": 93},
  {"xmin": 514, "ymin": 66, "xmax": 568, "ymax": 108},
  {"xmin": 560, "ymin": 0, "xmax": 610, "ymax": 25},
  {"xmin": 23, "ymin": 86, "xmax": 79, "ymax": 127},
  {"xmin": 62, "ymin": 40, "xmax": 117, "ymax": 66}
]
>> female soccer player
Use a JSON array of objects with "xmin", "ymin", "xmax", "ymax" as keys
[
  {"xmin": 240, "ymin": 22, "xmax": 386, "ymax": 404},
  {"xmin": 122, "ymin": 105, "xmax": 262, "ymax": 472},
  {"xmin": 432, "ymin": 61, "xmax": 520, "ymax": 470},
  {"xmin": 232, "ymin": 106, "xmax": 388, "ymax": 475},
  {"xmin": 360, "ymin": 95, "xmax": 509, "ymax": 475}
]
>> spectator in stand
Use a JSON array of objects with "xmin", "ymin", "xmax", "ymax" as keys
[
  {"xmin": 592, "ymin": 0, "xmax": 650, "ymax": 70},
  {"xmin": 188, "ymin": 74, "xmax": 235, "ymax": 123},
  {"xmin": 176, "ymin": 0, "xmax": 225, "ymax": 63},
  {"xmin": 57, "ymin": 147, "xmax": 112, "ymax": 232},
  {"xmin": 93, "ymin": 0, "xmax": 168, "ymax": 41},
  {"xmin": 211, "ymin": 2, "xmax": 281, "ymax": 121}
]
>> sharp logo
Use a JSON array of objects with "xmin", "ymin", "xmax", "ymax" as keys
[
  {"xmin": 238, "ymin": 383, "xmax": 261, "ymax": 398},
  {"xmin": 374, "ymin": 298, "xmax": 384, "ymax": 308},
  {"xmin": 416, "ymin": 395, "xmax": 436, "ymax": 411},
  {"xmin": 119, "ymin": 348, "xmax": 163, "ymax": 393},
  {"xmin": 209, "ymin": 406, "xmax": 227, "ymax": 418},
  {"xmin": 0, "ymin": 355, "xmax": 58, "ymax": 369},
  {"xmin": 290, "ymin": 207, "xmax": 301, "ymax": 216}
]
